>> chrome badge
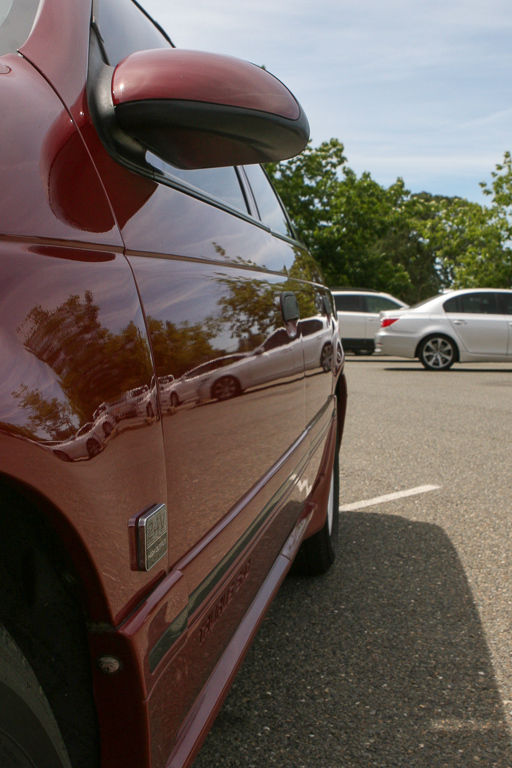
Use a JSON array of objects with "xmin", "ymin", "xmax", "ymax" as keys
[{"xmin": 137, "ymin": 503, "xmax": 168, "ymax": 571}]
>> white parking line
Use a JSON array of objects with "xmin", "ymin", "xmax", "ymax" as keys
[{"xmin": 340, "ymin": 484, "xmax": 441, "ymax": 512}]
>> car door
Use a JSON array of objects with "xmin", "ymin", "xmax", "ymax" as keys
[
  {"xmin": 240, "ymin": 164, "xmax": 338, "ymax": 498},
  {"xmin": 496, "ymin": 292, "xmax": 512, "ymax": 357},
  {"xmin": 444, "ymin": 292, "xmax": 509, "ymax": 355},
  {"xmin": 80, "ymin": 0, "xmax": 310, "ymax": 752}
]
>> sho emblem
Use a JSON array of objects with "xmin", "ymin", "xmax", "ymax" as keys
[{"xmin": 137, "ymin": 503, "xmax": 168, "ymax": 571}]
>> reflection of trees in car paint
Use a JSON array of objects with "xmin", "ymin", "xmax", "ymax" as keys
[
  {"xmin": 11, "ymin": 277, "xmax": 335, "ymax": 440},
  {"xmin": 147, "ymin": 316, "xmax": 221, "ymax": 381},
  {"xmin": 288, "ymin": 247, "xmax": 324, "ymax": 285},
  {"xmin": 12, "ymin": 290, "xmax": 153, "ymax": 440},
  {"xmin": 149, "ymin": 273, "xmax": 333, "ymax": 410},
  {"xmin": 11, "ymin": 383, "xmax": 75, "ymax": 440},
  {"xmin": 214, "ymin": 275, "xmax": 318, "ymax": 350},
  {"xmin": 215, "ymin": 276, "xmax": 282, "ymax": 348}
]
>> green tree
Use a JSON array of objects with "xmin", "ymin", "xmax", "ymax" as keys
[
  {"xmin": 268, "ymin": 140, "xmax": 512, "ymax": 300},
  {"xmin": 413, "ymin": 178, "xmax": 511, "ymax": 290},
  {"xmin": 267, "ymin": 141, "xmax": 439, "ymax": 300}
]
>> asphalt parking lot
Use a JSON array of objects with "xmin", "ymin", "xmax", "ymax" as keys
[{"xmin": 194, "ymin": 356, "xmax": 512, "ymax": 768}]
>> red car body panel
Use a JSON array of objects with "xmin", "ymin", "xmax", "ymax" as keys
[
  {"xmin": 112, "ymin": 49, "xmax": 301, "ymax": 121},
  {"xmin": 0, "ymin": 1, "xmax": 347, "ymax": 767}
]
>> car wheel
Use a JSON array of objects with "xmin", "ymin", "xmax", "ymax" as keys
[
  {"xmin": 353, "ymin": 348, "xmax": 373, "ymax": 356},
  {"xmin": 320, "ymin": 342, "xmax": 333, "ymax": 372},
  {"xmin": 211, "ymin": 376, "xmax": 240, "ymax": 401},
  {"xmin": 86, "ymin": 437, "xmax": 101, "ymax": 458},
  {"xmin": 102, "ymin": 421, "xmax": 113, "ymax": 437},
  {"xmin": 293, "ymin": 445, "xmax": 339, "ymax": 576},
  {"xmin": 0, "ymin": 625, "xmax": 72, "ymax": 768},
  {"xmin": 170, "ymin": 393, "xmax": 179, "ymax": 408},
  {"xmin": 53, "ymin": 449, "xmax": 72, "ymax": 462},
  {"xmin": 419, "ymin": 335, "xmax": 456, "ymax": 371}
]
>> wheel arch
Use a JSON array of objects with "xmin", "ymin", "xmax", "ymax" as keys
[
  {"xmin": 415, "ymin": 332, "xmax": 460, "ymax": 362},
  {"xmin": 0, "ymin": 473, "xmax": 102, "ymax": 767}
]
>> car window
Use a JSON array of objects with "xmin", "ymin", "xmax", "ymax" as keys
[
  {"xmin": 0, "ymin": 0, "xmax": 40, "ymax": 55},
  {"xmin": 243, "ymin": 165, "xmax": 292, "ymax": 237},
  {"xmin": 148, "ymin": 156, "xmax": 249, "ymax": 213},
  {"xmin": 95, "ymin": 0, "xmax": 171, "ymax": 66},
  {"xmin": 497, "ymin": 292, "xmax": 512, "ymax": 315},
  {"xmin": 334, "ymin": 294, "xmax": 365, "ymax": 313},
  {"xmin": 367, "ymin": 295, "xmax": 402, "ymax": 313},
  {"xmin": 300, "ymin": 318, "xmax": 323, "ymax": 335},
  {"xmin": 444, "ymin": 292, "xmax": 500, "ymax": 314},
  {"xmin": 263, "ymin": 328, "xmax": 290, "ymax": 351}
]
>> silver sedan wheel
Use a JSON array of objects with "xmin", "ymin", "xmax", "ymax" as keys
[
  {"xmin": 211, "ymin": 376, "xmax": 239, "ymax": 400},
  {"xmin": 420, "ymin": 336, "xmax": 456, "ymax": 371}
]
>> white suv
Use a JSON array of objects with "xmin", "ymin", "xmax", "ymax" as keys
[{"xmin": 332, "ymin": 289, "xmax": 408, "ymax": 354}]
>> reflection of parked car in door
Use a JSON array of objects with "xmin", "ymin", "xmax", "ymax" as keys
[
  {"xmin": 169, "ymin": 316, "xmax": 335, "ymax": 405},
  {"xmin": 332, "ymin": 288, "xmax": 408, "ymax": 354},
  {"xmin": 376, "ymin": 288, "xmax": 512, "ymax": 370},
  {"xmin": 0, "ymin": 1, "xmax": 347, "ymax": 767},
  {"xmin": 194, "ymin": 328, "xmax": 304, "ymax": 402},
  {"xmin": 51, "ymin": 411, "xmax": 115, "ymax": 461},
  {"xmin": 300, "ymin": 316, "xmax": 334, "ymax": 372},
  {"xmin": 167, "ymin": 355, "xmax": 246, "ymax": 406}
]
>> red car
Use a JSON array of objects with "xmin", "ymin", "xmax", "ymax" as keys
[{"xmin": 0, "ymin": 1, "xmax": 347, "ymax": 767}]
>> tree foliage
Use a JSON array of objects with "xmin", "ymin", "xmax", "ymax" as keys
[{"xmin": 267, "ymin": 143, "xmax": 512, "ymax": 303}]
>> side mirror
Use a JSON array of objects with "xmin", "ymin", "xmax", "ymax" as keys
[{"xmin": 92, "ymin": 48, "xmax": 309, "ymax": 170}]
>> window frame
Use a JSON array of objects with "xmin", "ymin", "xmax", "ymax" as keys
[
  {"xmin": 239, "ymin": 165, "xmax": 296, "ymax": 240},
  {"xmin": 444, "ymin": 292, "xmax": 501, "ymax": 315}
]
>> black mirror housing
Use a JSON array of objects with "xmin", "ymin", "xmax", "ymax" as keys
[{"xmin": 93, "ymin": 48, "xmax": 309, "ymax": 170}]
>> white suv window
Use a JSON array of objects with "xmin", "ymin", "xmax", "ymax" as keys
[
  {"xmin": 334, "ymin": 294, "xmax": 365, "ymax": 313},
  {"xmin": 366, "ymin": 295, "xmax": 403, "ymax": 313}
]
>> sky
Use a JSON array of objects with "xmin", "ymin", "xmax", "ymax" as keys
[{"xmin": 142, "ymin": 0, "xmax": 512, "ymax": 204}]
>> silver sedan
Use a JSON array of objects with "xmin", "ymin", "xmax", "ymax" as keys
[{"xmin": 375, "ymin": 288, "xmax": 512, "ymax": 370}]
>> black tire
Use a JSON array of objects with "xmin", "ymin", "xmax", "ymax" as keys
[
  {"xmin": 53, "ymin": 449, "xmax": 72, "ymax": 462},
  {"xmin": 86, "ymin": 437, "xmax": 101, "ymax": 458},
  {"xmin": 211, "ymin": 375, "xmax": 240, "ymax": 401},
  {"xmin": 418, "ymin": 335, "xmax": 457, "ymax": 371},
  {"xmin": 320, "ymin": 343, "xmax": 333, "ymax": 372},
  {"xmin": 0, "ymin": 624, "xmax": 72, "ymax": 767},
  {"xmin": 102, "ymin": 420, "xmax": 113, "ymax": 437},
  {"xmin": 170, "ymin": 392, "xmax": 179, "ymax": 408},
  {"xmin": 293, "ymin": 445, "xmax": 339, "ymax": 576},
  {"xmin": 353, "ymin": 348, "xmax": 373, "ymax": 356}
]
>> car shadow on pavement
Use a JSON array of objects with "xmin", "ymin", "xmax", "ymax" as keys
[{"xmin": 194, "ymin": 511, "xmax": 512, "ymax": 768}]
